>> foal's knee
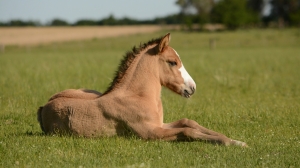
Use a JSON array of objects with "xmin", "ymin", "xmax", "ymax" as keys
[
  {"xmin": 179, "ymin": 118, "xmax": 190, "ymax": 126},
  {"xmin": 179, "ymin": 118, "xmax": 200, "ymax": 128}
]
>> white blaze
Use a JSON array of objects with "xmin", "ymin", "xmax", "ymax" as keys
[
  {"xmin": 173, "ymin": 49, "xmax": 196, "ymax": 88},
  {"xmin": 179, "ymin": 65, "xmax": 195, "ymax": 87}
]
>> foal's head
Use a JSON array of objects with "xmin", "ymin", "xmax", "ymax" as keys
[{"xmin": 156, "ymin": 33, "xmax": 196, "ymax": 98}]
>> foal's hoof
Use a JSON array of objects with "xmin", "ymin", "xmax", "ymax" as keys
[{"xmin": 231, "ymin": 140, "xmax": 248, "ymax": 147}]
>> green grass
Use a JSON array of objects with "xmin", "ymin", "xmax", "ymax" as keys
[{"xmin": 1, "ymin": 29, "xmax": 300, "ymax": 167}]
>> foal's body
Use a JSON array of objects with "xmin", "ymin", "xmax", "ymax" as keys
[{"xmin": 38, "ymin": 34, "xmax": 247, "ymax": 146}]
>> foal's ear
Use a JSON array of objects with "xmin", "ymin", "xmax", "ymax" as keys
[{"xmin": 158, "ymin": 33, "xmax": 171, "ymax": 53}]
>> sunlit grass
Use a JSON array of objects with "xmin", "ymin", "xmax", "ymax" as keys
[{"xmin": 0, "ymin": 28, "xmax": 299, "ymax": 167}]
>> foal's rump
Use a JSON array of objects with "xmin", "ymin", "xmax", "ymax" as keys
[{"xmin": 38, "ymin": 98, "xmax": 118, "ymax": 137}]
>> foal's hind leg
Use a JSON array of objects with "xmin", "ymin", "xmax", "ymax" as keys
[{"xmin": 163, "ymin": 118, "xmax": 247, "ymax": 147}]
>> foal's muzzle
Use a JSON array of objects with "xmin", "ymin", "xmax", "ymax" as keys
[{"xmin": 182, "ymin": 82, "xmax": 196, "ymax": 98}]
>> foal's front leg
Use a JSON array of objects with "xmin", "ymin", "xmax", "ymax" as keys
[{"xmin": 163, "ymin": 118, "xmax": 247, "ymax": 147}]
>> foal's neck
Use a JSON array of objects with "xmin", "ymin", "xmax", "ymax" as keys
[{"xmin": 112, "ymin": 46, "xmax": 161, "ymax": 100}]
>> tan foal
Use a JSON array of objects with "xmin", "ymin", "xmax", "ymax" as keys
[{"xmin": 37, "ymin": 33, "xmax": 247, "ymax": 147}]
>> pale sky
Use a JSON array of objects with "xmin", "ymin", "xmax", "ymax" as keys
[{"xmin": 0, "ymin": 0, "xmax": 180, "ymax": 24}]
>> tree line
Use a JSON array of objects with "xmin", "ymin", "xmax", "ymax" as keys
[
  {"xmin": 1, "ymin": 0, "xmax": 299, "ymax": 29},
  {"xmin": 176, "ymin": 0, "xmax": 300, "ymax": 29},
  {"xmin": 0, "ymin": 14, "xmax": 181, "ymax": 27}
]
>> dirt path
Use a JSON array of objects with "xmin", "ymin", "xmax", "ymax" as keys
[{"xmin": 0, "ymin": 26, "xmax": 163, "ymax": 46}]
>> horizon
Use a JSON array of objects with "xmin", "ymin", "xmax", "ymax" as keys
[{"xmin": 0, "ymin": 0, "xmax": 180, "ymax": 24}]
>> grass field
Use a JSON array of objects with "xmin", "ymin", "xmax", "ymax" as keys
[{"xmin": 0, "ymin": 28, "xmax": 300, "ymax": 167}]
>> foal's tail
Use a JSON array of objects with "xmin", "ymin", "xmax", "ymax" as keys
[{"xmin": 37, "ymin": 106, "xmax": 45, "ymax": 132}]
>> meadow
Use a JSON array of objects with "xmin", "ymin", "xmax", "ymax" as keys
[{"xmin": 0, "ymin": 28, "xmax": 300, "ymax": 167}]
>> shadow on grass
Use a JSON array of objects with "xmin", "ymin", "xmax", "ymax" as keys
[
  {"xmin": 24, "ymin": 131, "xmax": 45, "ymax": 136},
  {"xmin": 23, "ymin": 130, "xmax": 224, "ymax": 146}
]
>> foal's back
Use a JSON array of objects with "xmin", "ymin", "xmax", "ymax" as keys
[{"xmin": 49, "ymin": 89, "xmax": 102, "ymax": 101}]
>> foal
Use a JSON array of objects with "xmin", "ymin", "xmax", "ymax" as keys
[{"xmin": 37, "ymin": 33, "xmax": 247, "ymax": 147}]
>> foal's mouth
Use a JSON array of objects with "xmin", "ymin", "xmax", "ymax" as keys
[{"xmin": 183, "ymin": 87, "xmax": 195, "ymax": 98}]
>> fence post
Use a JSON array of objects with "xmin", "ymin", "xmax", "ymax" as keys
[
  {"xmin": 0, "ymin": 44, "xmax": 5, "ymax": 53},
  {"xmin": 209, "ymin": 38, "xmax": 216, "ymax": 50}
]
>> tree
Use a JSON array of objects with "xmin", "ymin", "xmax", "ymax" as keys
[
  {"xmin": 287, "ymin": 0, "xmax": 300, "ymax": 26},
  {"xmin": 247, "ymin": 0, "xmax": 263, "ymax": 13},
  {"xmin": 211, "ymin": 0, "xmax": 253, "ymax": 29},
  {"xmin": 74, "ymin": 19, "xmax": 97, "ymax": 26},
  {"xmin": 176, "ymin": 0, "xmax": 215, "ymax": 15},
  {"xmin": 99, "ymin": 14, "xmax": 117, "ymax": 25},
  {"xmin": 49, "ymin": 19, "xmax": 69, "ymax": 26},
  {"xmin": 176, "ymin": 0, "xmax": 215, "ymax": 30},
  {"xmin": 289, "ymin": 7, "xmax": 300, "ymax": 26},
  {"xmin": 271, "ymin": 0, "xmax": 300, "ymax": 27},
  {"xmin": 6, "ymin": 20, "xmax": 39, "ymax": 26}
]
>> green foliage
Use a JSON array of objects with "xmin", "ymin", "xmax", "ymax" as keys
[
  {"xmin": 49, "ymin": 19, "xmax": 69, "ymax": 26},
  {"xmin": 99, "ymin": 14, "xmax": 118, "ymax": 25},
  {"xmin": 176, "ymin": 0, "xmax": 214, "ymax": 14},
  {"xmin": 74, "ymin": 19, "xmax": 98, "ymax": 26},
  {"xmin": 289, "ymin": 10, "xmax": 300, "ymax": 26},
  {"xmin": 149, "ymin": 14, "xmax": 183, "ymax": 25},
  {"xmin": 0, "ymin": 19, "xmax": 41, "ymax": 27},
  {"xmin": 271, "ymin": 0, "xmax": 300, "ymax": 27},
  {"xmin": 211, "ymin": 0, "xmax": 254, "ymax": 29},
  {"xmin": 0, "ymin": 29, "xmax": 300, "ymax": 167}
]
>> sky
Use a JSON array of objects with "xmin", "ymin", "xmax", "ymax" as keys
[
  {"xmin": 261, "ymin": 0, "xmax": 272, "ymax": 16},
  {"xmin": 0, "ymin": 0, "xmax": 180, "ymax": 24}
]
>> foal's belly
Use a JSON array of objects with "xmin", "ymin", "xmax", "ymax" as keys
[{"xmin": 68, "ymin": 111, "xmax": 118, "ymax": 137}]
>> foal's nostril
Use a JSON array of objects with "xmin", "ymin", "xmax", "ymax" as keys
[
  {"xmin": 183, "ymin": 89, "xmax": 191, "ymax": 98},
  {"xmin": 184, "ymin": 87, "xmax": 194, "ymax": 96},
  {"xmin": 184, "ymin": 89, "xmax": 189, "ymax": 95},
  {"xmin": 191, "ymin": 86, "xmax": 195, "ymax": 93}
]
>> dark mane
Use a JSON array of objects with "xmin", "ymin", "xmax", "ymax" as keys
[{"xmin": 103, "ymin": 35, "xmax": 163, "ymax": 95}]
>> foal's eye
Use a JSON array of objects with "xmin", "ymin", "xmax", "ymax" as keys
[{"xmin": 167, "ymin": 61, "xmax": 177, "ymax": 67}]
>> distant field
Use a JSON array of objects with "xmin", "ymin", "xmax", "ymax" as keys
[
  {"xmin": 0, "ymin": 26, "xmax": 163, "ymax": 46},
  {"xmin": 0, "ymin": 29, "xmax": 299, "ymax": 167}
]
